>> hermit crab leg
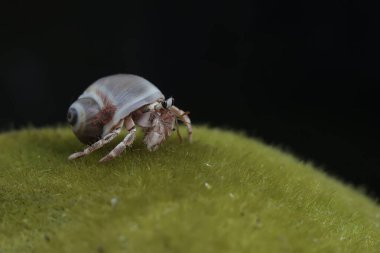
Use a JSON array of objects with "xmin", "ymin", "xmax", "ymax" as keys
[
  {"xmin": 169, "ymin": 106, "xmax": 192, "ymax": 143},
  {"xmin": 174, "ymin": 118, "xmax": 183, "ymax": 143},
  {"xmin": 99, "ymin": 117, "xmax": 136, "ymax": 163},
  {"xmin": 68, "ymin": 120, "xmax": 124, "ymax": 160}
]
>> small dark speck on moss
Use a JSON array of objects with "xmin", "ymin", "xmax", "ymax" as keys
[{"xmin": 97, "ymin": 245, "xmax": 104, "ymax": 253}]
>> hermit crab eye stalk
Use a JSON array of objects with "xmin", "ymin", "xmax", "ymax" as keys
[{"xmin": 162, "ymin": 97, "xmax": 174, "ymax": 109}]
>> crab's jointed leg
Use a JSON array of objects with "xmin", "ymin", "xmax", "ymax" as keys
[
  {"xmin": 143, "ymin": 113, "xmax": 167, "ymax": 151},
  {"xmin": 169, "ymin": 105, "xmax": 192, "ymax": 143},
  {"xmin": 99, "ymin": 117, "xmax": 136, "ymax": 163},
  {"xmin": 68, "ymin": 120, "xmax": 124, "ymax": 160}
]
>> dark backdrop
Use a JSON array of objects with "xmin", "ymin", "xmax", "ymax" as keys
[{"xmin": 1, "ymin": 1, "xmax": 379, "ymax": 197}]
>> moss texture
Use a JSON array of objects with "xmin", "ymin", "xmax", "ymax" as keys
[{"xmin": 0, "ymin": 126, "xmax": 379, "ymax": 253}]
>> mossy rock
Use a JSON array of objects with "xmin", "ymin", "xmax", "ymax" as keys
[{"xmin": 0, "ymin": 126, "xmax": 379, "ymax": 252}]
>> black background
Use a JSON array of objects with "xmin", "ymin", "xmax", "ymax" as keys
[{"xmin": 1, "ymin": 1, "xmax": 379, "ymax": 197}]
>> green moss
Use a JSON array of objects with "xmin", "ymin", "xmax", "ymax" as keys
[{"xmin": 0, "ymin": 126, "xmax": 379, "ymax": 252}]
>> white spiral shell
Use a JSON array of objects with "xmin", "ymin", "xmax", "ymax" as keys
[{"xmin": 72, "ymin": 74, "xmax": 165, "ymax": 138}]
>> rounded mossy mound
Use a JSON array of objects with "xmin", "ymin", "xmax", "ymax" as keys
[{"xmin": 0, "ymin": 126, "xmax": 379, "ymax": 253}]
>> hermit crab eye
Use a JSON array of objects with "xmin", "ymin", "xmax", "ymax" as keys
[
  {"xmin": 163, "ymin": 97, "xmax": 174, "ymax": 108},
  {"xmin": 67, "ymin": 108, "xmax": 78, "ymax": 126}
]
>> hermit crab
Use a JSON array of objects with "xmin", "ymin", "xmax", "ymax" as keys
[{"xmin": 67, "ymin": 74, "xmax": 192, "ymax": 162}]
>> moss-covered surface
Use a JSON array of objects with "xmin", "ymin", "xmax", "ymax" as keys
[{"xmin": 0, "ymin": 126, "xmax": 379, "ymax": 253}]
